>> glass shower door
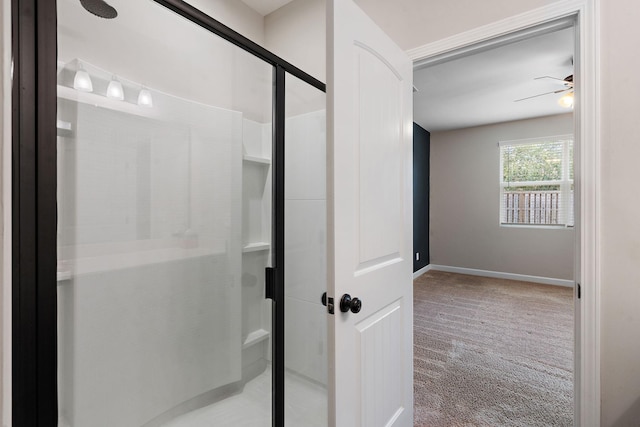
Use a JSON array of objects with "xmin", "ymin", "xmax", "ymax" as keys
[
  {"xmin": 56, "ymin": 1, "xmax": 274, "ymax": 425},
  {"xmin": 284, "ymin": 73, "xmax": 328, "ymax": 426}
]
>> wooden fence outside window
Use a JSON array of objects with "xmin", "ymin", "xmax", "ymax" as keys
[{"xmin": 502, "ymin": 190, "xmax": 562, "ymax": 225}]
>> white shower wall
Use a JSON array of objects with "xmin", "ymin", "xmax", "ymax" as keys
[
  {"xmin": 239, "ymin": 110, "xmax": 328, "ymax": 387},
  {"xmin": 55, "ymin": 73, "xmax": 326, "ymax": 427},
  {"xmin": 57, "ymin": 91, "xmax": 254, "ymax": 426},
  {"xmin": 240, "ymin": 118, "xmax": 273, "ymax": 380},
  {"xmin": 285, "ymin": 110, "xmax": 328, "ymax": 386},
  {"xmin": 55, "ymin": 96, "xmax": 326, "ymax": 427}
]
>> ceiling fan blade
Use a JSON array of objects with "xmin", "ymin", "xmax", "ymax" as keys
[
  {"xmin": 534, "ymin": 75, "xmax": 574, "ymax": 87},
  {"xmin": 514, "ymin": 88, "xmax": 570, "ymax": 103},
  {"xmin": 535, "ymin": 76, "xmax": 567, "ymax": 82}
]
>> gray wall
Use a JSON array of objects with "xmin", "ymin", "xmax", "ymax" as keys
[
  {"xmin": 601, "ymin": 1, "xmax": 640, "ymax": 424},
  {"xmin": 265, "ymin": 0, "xmax": 326, "ymax": 82},
  {"xmin": 430, "ymin": 113, "xmax": 574, "ymax": 280},
  {"xmin": 354, "ymin": 0, "xmax": 569, "ymax": 51}
]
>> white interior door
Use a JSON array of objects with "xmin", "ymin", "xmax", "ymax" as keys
[{"xmin": 327, "ymin": 0, "xmax": 413, "ymax": 426}]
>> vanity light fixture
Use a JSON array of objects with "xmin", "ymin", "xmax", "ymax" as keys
[
  {"xmin": 73, "ymin": 63, "xmax": 93, "ymax": 92},
  {"xmin": 137, "ymin": 87, "xmax": 153, "ymax": 107},
  {"xmin": 106, "ymin": 75, "xmax": 125, "ymax": 100}
]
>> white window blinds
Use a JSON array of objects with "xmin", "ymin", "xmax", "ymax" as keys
[{"xmin": 499, "ymin": 135, "xmax": 574, "ymax": 227}]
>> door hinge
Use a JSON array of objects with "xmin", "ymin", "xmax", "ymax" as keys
[
  {"xmin": 265, "ymin": 267, "xmax": 276, "ymax": 300},
  {"xmin": 577, "ymin": 283, "xmax": 581, "ymax": 299}
]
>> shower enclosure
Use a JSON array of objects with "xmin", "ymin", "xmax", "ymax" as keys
[{"xmin": 52, "ymin": 0, "xmax": 326, "ymax": 425}]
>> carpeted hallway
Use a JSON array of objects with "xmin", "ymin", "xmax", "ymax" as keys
[{"xmin": 413, "ymin": 270, "xmax": 573, "ymax": 427}]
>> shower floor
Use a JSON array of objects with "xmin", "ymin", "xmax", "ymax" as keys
[{"xmin": 162, "ymin": 366, "xmax": 327, "ymax": 427}]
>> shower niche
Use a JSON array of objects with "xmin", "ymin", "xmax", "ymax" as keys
[{"xmin": 239, "ymin": 117, "xmax": 274, "ymax": 381}]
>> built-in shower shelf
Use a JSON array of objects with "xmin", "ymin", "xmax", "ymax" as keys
[
  {"xmin": 57, "ymin": 120, "xmax": 73, "ymax": 137},
  {"xmin": 243, "ymin": 155, "xmax": 271, "ymax": 165},
  {"xmin": 242, "ymin": 329, "xmax": 270, "ymax": 349},
  {"xmin": 242, "ymin": 242, "xmax": 270, "ymax": 253},
  {"xmin": 57, "ymin": 270, "xmax": 72, "ymax": 282}
]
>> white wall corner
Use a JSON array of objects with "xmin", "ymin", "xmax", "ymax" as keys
[{"xmin": 413, "ymin": 264, "xmax": 432, "ymax": 280}]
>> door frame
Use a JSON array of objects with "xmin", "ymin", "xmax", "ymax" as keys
[
  {"xmin": 407, "ymin": 1, "xmax": 600, "ymax": 425},
  {"xmin": 9, "ymin": 0, "xmax": 325, "ymax": 425}
]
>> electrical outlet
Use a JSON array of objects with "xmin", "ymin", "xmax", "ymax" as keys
[{"xmin": 415, "ymin": 252, "xmax": 420, "ymax": 261}]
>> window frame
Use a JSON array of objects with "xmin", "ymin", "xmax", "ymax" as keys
[{"xmin": 498, "ymin": 134, "xmax": 574, "ymax": 228}]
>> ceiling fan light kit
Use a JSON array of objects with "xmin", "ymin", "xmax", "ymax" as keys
[
  {"xmin": 515, "ymin": 74, "xmax": 574, "ymax": 108},
  {"xmin": 558, "ymin": 91, "xmax": 574, "ymax": 108}
]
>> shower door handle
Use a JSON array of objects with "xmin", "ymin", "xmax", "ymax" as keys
[{"xmin": 265, "ymin": 267, "xmax": 276, "ymax": 300}]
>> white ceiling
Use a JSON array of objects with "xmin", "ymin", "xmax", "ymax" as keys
[
  {"xmin": 240, "ymin": 0, "xmax": 294, "ymax": 16},
  {"xmin": 413, "ymin": 27, "xmax": 574, "ymax": 132},
  {"xmin": 234, "ymin": 0, "xmax": 573, "ymax": 133}
]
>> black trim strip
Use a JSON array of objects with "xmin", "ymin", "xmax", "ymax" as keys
[
  {"xmin": 152, "ymin": 0, "xmax": 326, "ymax": 93},
  {"xmin": 271, "ymin": 65, "xmax": 286, "ymax": 427},
  {"xmin": 12, "ymin": 0, "xmax": 59, "ymax": 424}
]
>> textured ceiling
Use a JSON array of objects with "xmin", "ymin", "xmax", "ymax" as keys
[{"xmin": 413, "ymin": 27, "xmax": 574, "ymax": 132}]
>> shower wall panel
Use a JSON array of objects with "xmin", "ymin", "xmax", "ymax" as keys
[
  {"xmin": 57, "ymin": 98, "xmax": 244, "ymax": 426},
  {"xmin": 284, "ymin": 110, "xmax": 327, "ymax": 386},
  {"xmin": 283, "ymin": 72, "xmax": 328, "ymax": 426}
]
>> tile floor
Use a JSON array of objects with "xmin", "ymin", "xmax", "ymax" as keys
[{"xmin": 162, "ymin": 367, "xmax": 327, "ymax": 427}]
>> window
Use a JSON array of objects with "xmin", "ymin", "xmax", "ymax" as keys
[{"xmin": 500, "ymin": 135, "xmax": 574, "ymax": 227}]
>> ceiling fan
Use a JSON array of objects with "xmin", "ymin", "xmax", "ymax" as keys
[{"xmin": 514, "ymin": 74, "xmax": 574, "ymax": 105}]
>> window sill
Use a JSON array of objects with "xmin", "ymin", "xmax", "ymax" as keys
[{"xmin": 500, "ymin": 223, "xmax": 574, "ymax": 230}]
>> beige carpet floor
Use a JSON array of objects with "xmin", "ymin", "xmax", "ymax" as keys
[{"xmin": 413, "ymin": 271, "xmax": 573, "ymax": 427}]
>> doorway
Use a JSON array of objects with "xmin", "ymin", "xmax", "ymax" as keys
[
  {"xmin": 409, "ymin": 3, "xmax": 600, "ymax": 423},
  {"xmin": 413, "ymin": 22, "xmax": 576, "ymax": 425}
]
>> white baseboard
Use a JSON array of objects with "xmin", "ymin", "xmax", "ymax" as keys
[
  {"xmin": 426, "ymin": 264, "xmax": 574, "ymax": 288},
  {"xmin": 413, "ymin": 264, "xmax": 433, "ymax": 279}
]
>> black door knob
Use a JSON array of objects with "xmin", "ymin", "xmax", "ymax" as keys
[
  {"xmin": 340, "ymin": 294, "xmax": 362, "ymax": 314},
  {"xmin": 321, "ymin": 292, "xmax": 327, "ymax": 306}
]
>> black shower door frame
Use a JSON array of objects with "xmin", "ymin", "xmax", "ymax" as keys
[{"xmin": 11, "ymin": 0, "xmax": 325, "ymax": 425}]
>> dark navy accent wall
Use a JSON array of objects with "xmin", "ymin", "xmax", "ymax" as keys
[{"xmin": 413, "ymin": 123, "xmax": 430, "ymax": 272}]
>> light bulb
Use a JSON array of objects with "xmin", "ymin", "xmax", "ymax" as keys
[
  {"xmin": 137, "ymin": 87, "xmax": 153, "ymax": 107},
  {"xmin": 558, "ymin": 92, "xmax": 574, "ymax": 108},
  {"xmin": 73, "ymin": 64, "xmax": 93, "ymax": 92},
  {"xmin": 107, "ymin": 76, "xmax": 124, "ymax": 100}
]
